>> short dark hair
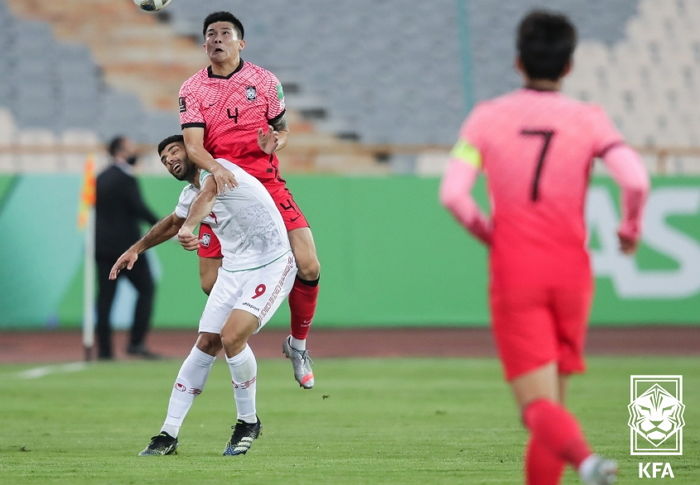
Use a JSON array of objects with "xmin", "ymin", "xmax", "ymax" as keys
[
  {"xmin": 157, "ymin": 134, "xmax": 184, "ymax": 156},
  {"xmin": 107, "ymin": 136, "xmax": 125, "ymax": 157},
  {"xmin": 517, "ymin": 10, "xmax": 577, "ymax": 81},
  {"xmin": 203, "ymin": 11, "xmax": 244, "ymax": 39}
]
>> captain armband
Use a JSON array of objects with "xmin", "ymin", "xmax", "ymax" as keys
[{"xmin": 450, "ymin": 140, "xmax": 482, "ymax": 169}]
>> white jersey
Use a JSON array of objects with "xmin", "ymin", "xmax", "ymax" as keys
[
  {"xmin": 175, "ymin": 186, "xmax": 216, "ymax": 225},
  {"xmin": 175, "ymin": 159, "xmax": 291, "ymax": 271}
]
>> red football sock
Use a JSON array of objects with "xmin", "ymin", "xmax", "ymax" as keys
[
  {"xmin": 289, "ymin": 277, "xmax": 319, "ymax": 340},
  {"xmin": 526, "ymin": 437, "xmax": 566, "ymax": 485},
  {"xmin": 523, "ymin": 399, "xmax": 592, "ymax": 469}
]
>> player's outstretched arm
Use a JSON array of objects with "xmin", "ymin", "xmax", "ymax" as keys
[
  {"xmin": 110, "ymin": 213, "xmax": 186, "ymax": 279},
  {"xmin": 178, "ymin": 176, "xmax": 217, "ymax": 251},
  {"xmin": 440, "ymin": 159, "xmax": 492, "ymax": 245},
  {"xmin": 183, "ymin": 126, "xmax": 238, "ymax": 194},
  {"xmin": 601, "ymin": 145, "xmax": 650, "ymax": 254}
]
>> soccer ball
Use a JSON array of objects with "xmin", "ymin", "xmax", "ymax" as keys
[{"xmin": 133, "ymin": 0, "xmax": 172, "ymax": 12}]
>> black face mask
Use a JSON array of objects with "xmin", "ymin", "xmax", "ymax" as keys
[{"xmin": 126, "ymin": 155, "xmax": 139, "ymax": 166}]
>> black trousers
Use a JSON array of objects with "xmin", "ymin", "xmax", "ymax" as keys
[{"xmin": 95, "ymin": 255, "xmax": 155, "ymax": 358}]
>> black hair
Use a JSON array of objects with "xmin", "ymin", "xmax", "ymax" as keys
[
  {"xmin": 203, "ymin": 11, "xmax": 244, "ymax": 39},
  {"xmin": 157, "ymin": 134, "xmax": 184, "ymax": 155},
  {"xmin": 107, "ymin": 136, "xmax": 125, "ymax": 157},
  {"xmin": 517, "ymin": 9, "xmax": 577, "ymax": 81}
]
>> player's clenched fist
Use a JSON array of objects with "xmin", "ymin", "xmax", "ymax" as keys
[{"xmin": 177, "ymin": 228, "xmax": 199, "ymax": 251}]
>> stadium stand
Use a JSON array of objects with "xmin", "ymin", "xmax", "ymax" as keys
[
  {"xmin": 0, "ymin": 0, "xmax": 384, "ymax": 174},
  {"xmin": 0, "ymin": 0, "xmax": 699, "ymax": 174},
  {"xmin": 165, "ymin": 0, "xmax": 468, "ymax": 146}
]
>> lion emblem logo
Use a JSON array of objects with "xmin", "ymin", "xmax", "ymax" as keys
[{"xmin": 628, "ymin": 383, "xmax": 685, "ymax": 447}]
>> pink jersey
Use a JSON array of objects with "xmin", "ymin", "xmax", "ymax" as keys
[
  {"xmin": 453, "ymin": 89, "xmax": 625, "ymax": 288},
  {"xmin": 179, "ymin": 61, "xmax": 286, "ymax": 182}
]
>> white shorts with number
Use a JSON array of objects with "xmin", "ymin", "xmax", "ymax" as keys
[{"xmin": 199, "ymin": 253, "xmax": 297, "ymax": 334}]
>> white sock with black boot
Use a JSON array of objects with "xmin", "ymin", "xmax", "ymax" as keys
[
  {"xmin": 226, "ymin": 344, "xmax": 258, "ymax": 424},
  {"xmin": 161, "ymin": 346, "xmax": 215, "ymax": 438}
]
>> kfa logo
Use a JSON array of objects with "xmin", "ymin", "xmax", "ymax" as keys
[
  {"xmin": 200, "ymin": 233, "xmax": 211, "ymax": 248},
  {"xmin": 639, "ymin": 463, "xmax": 675, "ymax": 479},
  {"xmin": 245, "ymin": 86, "xmax": 257, "ymax": 101},
  {"xmin": 628, "ymin": 375, "xmax": 685, "ymax": 455}
]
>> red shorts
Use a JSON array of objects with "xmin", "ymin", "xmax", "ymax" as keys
[
  {"xmin": 490, "ymin": 283, "xmax": 592, "ymax": 381},
  {"xmin": 197, "ymin": 179, "xmax": 309, "ymax": 258},
  {"xmin": 197, "ymin": 223, "xmax": 222, "ymax": 258}
]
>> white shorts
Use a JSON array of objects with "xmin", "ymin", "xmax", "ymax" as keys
[{"xmin": 198, "ymin": 253, "xmax": 297, "ymax": 335}]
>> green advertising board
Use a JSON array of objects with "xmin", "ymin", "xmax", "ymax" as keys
[{"xmin": 0, "ymin": 174, "xmax": 697, "ymax": 329}]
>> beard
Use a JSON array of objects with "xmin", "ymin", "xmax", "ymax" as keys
[{"xmin": 174, "ymin": 163, "xmax": 196, "ymax": 182}]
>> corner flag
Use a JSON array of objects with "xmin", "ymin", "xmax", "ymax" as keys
[
  {"xmin": 78, "ymin": 154, "xmax": 97, "ymax": 360},
  {"xmin": 78, "ymin": 154, "xmax": 96, "ymax": 229}
]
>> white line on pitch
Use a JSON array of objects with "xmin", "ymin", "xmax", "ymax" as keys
[{"xmin": 16, "ymin": 362, "xmax": 88, "ymax": 379}]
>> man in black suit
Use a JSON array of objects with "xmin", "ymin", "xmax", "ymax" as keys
[{"xmin": 95, "ymin": 136, "xmax": 160, "ymax": 360}]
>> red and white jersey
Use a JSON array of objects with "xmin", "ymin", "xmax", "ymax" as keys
[
  {"xmin": 179, "ymin": 61, "xmax": 286, "ymax": 182},
  {"xmin": 457, "ymin": 89, "xmax": 623, "ymax": 287}
]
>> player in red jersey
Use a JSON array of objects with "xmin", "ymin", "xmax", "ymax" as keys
[
  {"xmin": 179, "ymin": 11, "xmax": 318, "ymax": 389},
  {"xmin": 440, "ymin": 10, "xmax": 649, "ymax": 485}
]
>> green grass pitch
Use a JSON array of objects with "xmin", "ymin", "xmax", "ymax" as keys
[{"xmin": 2, "ymin": 357, "xmax": 698, "ymax": 484}]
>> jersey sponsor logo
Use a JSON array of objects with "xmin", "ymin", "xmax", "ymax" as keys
[
  {"xmin": 245, "ymin": 85, "xmax": 257, "ymax": 101},
  {"xmin": 200, "ymin": 233, "xmax": 211, "ymax": 248},
  {"xmin": 179, "ymin": 97, "xmax": 187, "ymax": 113}
]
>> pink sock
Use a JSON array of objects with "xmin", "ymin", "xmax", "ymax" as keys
[
  {"xmin": 523, "ymin": 399, "xmax": 592, "ymax": 469},
  {"xmin": 526, "ymin": 437, "xmax": 566, "ymax": 485}
]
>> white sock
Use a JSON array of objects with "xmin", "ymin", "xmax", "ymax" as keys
[
  {"xmin": 226, "ymin": 344, "xmax": 258, "ymax": 424},
  {"xmin": 161, "ymin": 346, "xmax": 215, "ymax": 438},
  {"xmin": 290, "ymin": 336, "xmax": 306, "ymax": 351}
]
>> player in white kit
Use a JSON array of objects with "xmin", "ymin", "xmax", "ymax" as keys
[{"xmin": 109, "ymin": 135, "xmax": 297, "ymax": 457}]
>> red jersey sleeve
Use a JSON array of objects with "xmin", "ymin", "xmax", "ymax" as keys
[
  {"xmin": 264, "ymin": 72, "xmax": 286, "ymax": 122},
  {"xmin": 179, "ymin": 78, "xmax": 205, "ymax": 128}
]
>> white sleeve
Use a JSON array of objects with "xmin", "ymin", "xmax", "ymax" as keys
[{"xmin": 174, "ymin": 186, "xmax": 195, "ymax": 219}]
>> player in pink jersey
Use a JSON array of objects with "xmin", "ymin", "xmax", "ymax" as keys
[
  {"xmin": 440, "ymin": 10, "xmax": 649, "ymax": 485},
  {"xmin": 179, "ymin": 11, "xmax": 319, "ymax": 389}
]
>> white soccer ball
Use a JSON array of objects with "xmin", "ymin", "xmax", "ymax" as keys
[{"xmin": 133, "ymin": 0, "xmax": 172, "ymax": 12}]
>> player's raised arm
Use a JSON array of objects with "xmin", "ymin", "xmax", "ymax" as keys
[
  {"xmin": 110, "ymin": 212, "xmax": 186, "ymax": 279},
  {"xmin": 439, "ymin": 141, "xmax": 492, "ymax": 246},
  {"xmin": 601, "ymin": 144, "xmax": 650, "ymax": 254},
  {"xmin": 182, "ymin": 126, "xmax": 238, "ymax": 194},
  {"xmin": 177, "ymin": 175, "xmax": 218, "ymax": 251}
]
